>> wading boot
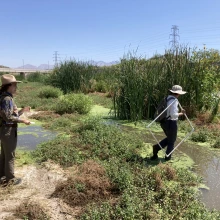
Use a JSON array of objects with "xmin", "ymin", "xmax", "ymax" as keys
[
  {"xmin": 165, "ymin": 156, "xmax": 171, "ymax": 161},
  {"xmin": 150, "ymin": 144, "xmax": 159, "ymax": 160}
]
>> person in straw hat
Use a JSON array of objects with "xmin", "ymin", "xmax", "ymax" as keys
[
  {"xmin": 0, "ymin": 74, "xmax": 31, "ymax": 186},
  {"xmin": 150, "ymin": 85, "xmax": 187, "ymax": 161}
]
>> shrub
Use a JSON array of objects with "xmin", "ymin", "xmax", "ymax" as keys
[
  {"xmin": 102, "ymin": 158, "xmax": 134, "ymax": 191},
  {"xmin": 212, "ymin": 138, "xmax": 220, "ymax": 148},
  {"xmin": 32, "ymin": 135, "xmax": 85, "ymax": 166},
  {"xmin": 78, "ymin": 117, "xmax": 143, "ymax": 161},
  {"xmin": 27, "ymin": 72, "xmax": 50, "ymax": 83},
  {"xmin": 54, "ymin": 93, "xmax": 93, "ymax": 114},
  {"xmin": 190, "ymin": 129, "xmax": 209, "ymax": 142},
  {"xmin": 94, "ymin": 80, "xmax": 108, "ymax": 93},
  {"xmin": 49, "ymin": 60, "xmax": 97, "ymax": 93},
  {"xmin": 38, "ymin": 86, "xmax": 63, "ymax": 98}
]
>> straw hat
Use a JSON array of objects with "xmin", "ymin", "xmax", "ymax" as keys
[
  {"xmin": 1, "ymin": 74, "xmax": 22, "ymax": 86},
  {"xmin": 169, "ymin": 85, "xmax": 186, "ymax": 95}
]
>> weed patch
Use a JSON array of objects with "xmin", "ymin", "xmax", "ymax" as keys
[
  {"xmin": 212, "ymin": 137, "xmax": 220, "ymax": 148},
  {"xmin": 38, "ymin": 86, "xmax": 63, "ymax": 98},
  {"xmin": 15, "ymin": 200, "xmax": 50, "ymax": 220},
  {"xmin": 54, "ymin": 93, "xmax": 93, "ymax": 114},
  {"xmin": 52, "ymin": 160, "xmax": 116, "ymax": 207},
  {"xmin": 32, "ymin": 135, "xmax": 85, "ymax": 166},
  {"xmin": 190, "ymin": 128, "xmax": 210, "ymax": 142}
]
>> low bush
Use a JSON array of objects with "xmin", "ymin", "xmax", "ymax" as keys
[
  {"xmin": 32, "ymin": 135, "xmax": 85, "ymax": 166},
  {"xmin": 94, "ymin": 80, "xmax": 108, "ymax": 93},
  {"xmin": 38, "ymin": 86, "xmax": 63, "ymax": 98},
  {"xmin": 52, "ymin": 160, "xmax": 114, "ymax": 207},
  {"xmin": 102, "ymin": 158, "xmax": 134, "ymax": 191},
  {"xmin": 54, "ymin": 93, "xmax": 93, "ymax": 114},
  {"xmin": 190, "ymin": 128, "xmax": 210, "ymax": 142},
  {"xmin": 79, "ymin": 121, "xmax": 143, "ymax": 161},
  {"xmin": 27, "ymin": 72, "xmax": 50, "ymax": 83},
  {"xmin": 212, "ymin": 138, "xmax": 220, "ymax": 148},
  {"xmin": 81, "ymin": 164, "xmax": 218, "ymax": 220}
]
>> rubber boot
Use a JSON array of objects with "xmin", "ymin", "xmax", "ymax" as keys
[
  {"xmin": 150, "ymin": 144, "xmax": 159, "ymax": 160},
  {"xmin": 165, "ymin": 155, "xmax": 171, "ymax": 161}
]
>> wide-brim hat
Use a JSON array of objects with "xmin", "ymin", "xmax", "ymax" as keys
[
  {"xmin": 1, "ymin": 74, "xmax": 22, "ymax": 86},
  {"xmin": 169, "ymin": 85, "xmax": 187, "ymax": 95}
]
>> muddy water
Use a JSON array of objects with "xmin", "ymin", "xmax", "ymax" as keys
[{"xmin": 17, "ymin": 126, "xmax": 56, "ymax": 150}]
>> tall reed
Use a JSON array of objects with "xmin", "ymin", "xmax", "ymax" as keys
[
  {"xmin": 113, "ymin": 46, "xmax": 220, "ymax": 121},
  {"xmin": 49, "ymin": 60, "xmax": 97, "ymax": 94}
]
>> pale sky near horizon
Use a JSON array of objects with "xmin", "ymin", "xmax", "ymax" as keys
[{"xmin": 1, "ymin": 0, "xmax": 220, "ymax": 68}]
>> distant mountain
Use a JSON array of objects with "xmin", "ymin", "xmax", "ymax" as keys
[
  {"xmin": 37, "ymin": 64, "xmax": 54, "ymax": 70},
  {"xmin": 17, "ymin": 64, "xmax": 37, "ymax": 69},
  {"xmin": 90, "ymin": 60, "xmax": 119, "ymax": 67},
  {"xmin": 17, "ymin": 64, "xmax": 54, "ymax": 70},
  {"xmin": 16, "ymin": 61, "xmax": 119, "ymax": 70}
]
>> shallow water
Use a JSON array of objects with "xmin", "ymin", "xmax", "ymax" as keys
[
  {"xmin": 178, "ymin": 143, "xmax": 220, "ymax": 210},
  {"xmin": 120, "ymin": 122, "xmax": 220, "ymax": 210},
  {"xmin": 17, "ymin": 126, "xmax": 56, "ymax": 150},
  {"xmin": 17, "ymin": 121, "xmax": 220, "ymax": 210}
]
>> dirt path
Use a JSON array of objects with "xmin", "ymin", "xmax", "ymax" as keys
[{"xmin": 0, "ymin": 161, "xmax": 80, "ymax": 220}]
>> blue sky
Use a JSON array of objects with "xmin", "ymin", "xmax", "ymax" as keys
[{"xmin": 1, "ymin": 0, "xmax": 220, "ymax": 68}]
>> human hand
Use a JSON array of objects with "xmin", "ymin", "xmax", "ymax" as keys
[
  {"xmin": 23, "ymin": 119, "xmax": 31, "ymax": 125},
  {"xmin": 23, "ymin": 106, "xmax": 31, "ymax": 112},
  {"xmin": 181, "ymin": 109, "xmax": 186, "ymax": 114}
]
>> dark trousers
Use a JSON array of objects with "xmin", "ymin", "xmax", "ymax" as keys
[
  {"xmin": 0, "ymin": 127, "xmax": 17, "ymax": 181},
  {"xmin": 154, "ymin": 120, "xmax": 177, "ymax": 157}
]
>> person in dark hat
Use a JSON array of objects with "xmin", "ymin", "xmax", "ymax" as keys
[
  {"xmin": 0, "ymin": 74, "xmax": 31, "ymax": 186},
  {"xmin": 150, "ymin": 85, "xmax": 187, "ymax": 161}
]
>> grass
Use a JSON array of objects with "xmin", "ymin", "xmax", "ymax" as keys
[{"xmin": 15, "ymin": 149, "xmax": 36, "ymax": 166}]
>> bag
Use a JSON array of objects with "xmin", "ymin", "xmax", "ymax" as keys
[{"xmin": 154, "ymin": 96, "xmax": 175, "ymax": 123}]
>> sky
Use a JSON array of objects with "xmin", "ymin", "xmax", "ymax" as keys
[{"xmin": 1, "ymin": 0, "xmax": 220, "ymax": 68}]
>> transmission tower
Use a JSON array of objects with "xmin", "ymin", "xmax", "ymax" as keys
[
  {"xmin": 169, "ymin": 25, "xmax": 180, "ymax": 49},
  {"xmin": 53, "ymin": 51, "xmax": 60, "ymax": 67}
]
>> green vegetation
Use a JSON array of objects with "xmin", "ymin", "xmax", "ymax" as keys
[
  {"xmin": 38, "ymin": 86, "xmax": 63, "ymax": 98},
  {"xmin": 190, "ymin": 128, "xmax": 210, "ymax": 142},
  {"xmin": 212, "ymin": 137, "xmax": 220, "ymax": 148},
  {"xmin": 26, "ymin": 71, "xmax": 50, "ymax": 83},
  {"xmin": 48, "ymin": 60, "xmax": 97, "ymax": 93},
  {"xmin": 54, "ymin": 93, "xmax": 93, "ymax": 114},
  {"xmin": 5, "ymin": 50, "xmax": 219, "ymax": 219},
  {"xmin": 112, "ymin": 47, "xmax": 220, "ymax": 121},
  {"xmin": 32, "ymin": 135, "xmax": 85, "ymax": 166}
]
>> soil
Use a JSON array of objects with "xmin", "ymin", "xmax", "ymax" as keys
[
  {"xmin": 0, "ymin": 160, "xmax": 117, "ymax": 220},
  {"xmin": 0, "ymin": 161, "xmax": 80, "ymax": 220}
]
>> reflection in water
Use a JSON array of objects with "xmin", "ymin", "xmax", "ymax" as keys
[
  {"xmin": 17, "ymin": 126, "xmax": 56, "ymax": 150},
  {"xmin": 178, "ymin": 143, "xmax": 220, "ymax": 210}
]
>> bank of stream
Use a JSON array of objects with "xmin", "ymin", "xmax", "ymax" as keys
[
  {"xmin": 119, "ymin": 121, "xmax": 220, "ymax": 211},
  {"xmin": 17, "ymin": 106, "xmax": 220, "ymax": 211}
]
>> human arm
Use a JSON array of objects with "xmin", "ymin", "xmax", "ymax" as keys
[
  {"xmin": 0, "ymin": 98, "xmax": 30, "ymax": 125},
  {"xmin": 18, "ymin": 106, "xmax": 31, "ymax": 116}
]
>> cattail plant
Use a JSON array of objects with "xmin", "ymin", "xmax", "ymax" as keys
[
  {"xmin": 50, "ymin": 60, "xmax": 97, "ymax": 94},
  {"xmin": 113, "ymin": 46, "xmax": 220, "ymax": 121}
]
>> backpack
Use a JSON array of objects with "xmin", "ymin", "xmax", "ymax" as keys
[{"xmin": 154, "ymin": 96, "xmax": 176, "ymax": 123}]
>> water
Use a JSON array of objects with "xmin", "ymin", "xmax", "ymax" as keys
[
  {"xmin": 17, "ymin": 125, "xmax": 56, "ymax": 150},
  {"xmin": 121, "ymin": 123, "xmax": 220, "ymax": 210},
  {"xmin": 17, "ymin": 121, "xmax": 220, "ymax": 210},
  {"xmin": 179, "ymin": 143, "xmax": 220, "ymax": 210}
]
